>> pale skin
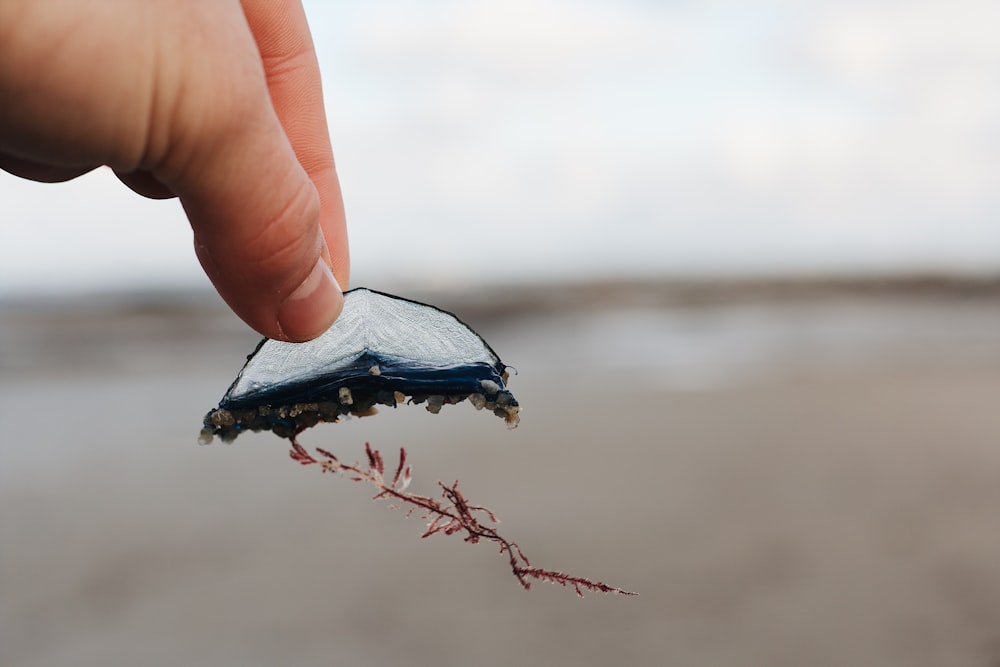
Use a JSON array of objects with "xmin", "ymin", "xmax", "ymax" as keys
[{"xmin": 0, "ymin": 0, "xmax": 349, "ymax": 342}]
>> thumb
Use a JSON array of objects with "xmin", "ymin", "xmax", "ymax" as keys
[{"xmin": 162, "ymin": 86, "xmax": 343, "ymax": 343}]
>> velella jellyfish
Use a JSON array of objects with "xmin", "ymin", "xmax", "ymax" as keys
[{"xmin": 201, "ymin": 287, "xmax": 519, "ymax": 443}]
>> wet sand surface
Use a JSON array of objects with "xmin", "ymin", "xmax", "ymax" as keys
[{"xmin": 5, "ymin": 283, "xmax": 1000, "ymax": 667}]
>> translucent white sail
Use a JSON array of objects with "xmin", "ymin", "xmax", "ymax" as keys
[{"xmin": 202, "ymin": 288, "xmax": 519, "ymax": 442}]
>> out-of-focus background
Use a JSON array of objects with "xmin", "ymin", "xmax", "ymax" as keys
[{"xmin": 4, "ymin": 1, "xmax": 1000, "ymax": 665}]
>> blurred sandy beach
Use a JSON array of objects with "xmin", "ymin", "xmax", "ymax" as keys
[{"xmin": 4, "ymin": 279, "xmax": 1000, "ymax": 667}]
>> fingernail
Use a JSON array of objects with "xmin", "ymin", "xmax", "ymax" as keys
[{"xmin": 276, "ymin": 258, "xmax": 343, "ymax": 341}]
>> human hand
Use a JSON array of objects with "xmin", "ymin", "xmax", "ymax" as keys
[{"xmin": 0, "ymin": 0, "xmax": 349, "ymax": 342}]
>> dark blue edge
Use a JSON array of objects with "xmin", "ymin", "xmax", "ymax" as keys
[
  {"xmin": 220, "ymin": 356, "xmax": 508, "ymax": 409},
  {"xmin": 204, "ymin": 356, "xmax": 515, "ymax": 441}
]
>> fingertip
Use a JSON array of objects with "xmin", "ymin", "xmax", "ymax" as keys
[{"xmin": 275, "ymin": 257, "xmax": 343, "ymax": 342}]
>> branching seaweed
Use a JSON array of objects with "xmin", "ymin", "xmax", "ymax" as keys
[{"xmin": 289, "ymin": 437, "xmax": 637, "ymax": 597}]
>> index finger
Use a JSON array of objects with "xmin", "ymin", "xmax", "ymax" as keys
[{"xmin": 240, "ymin": 0, "xmax": 350, "ymax": 288}]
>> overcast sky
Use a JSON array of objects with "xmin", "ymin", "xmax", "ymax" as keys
[{"xmin": 3, "ymin": 0, "xmax": 1000, "ymax": 295}]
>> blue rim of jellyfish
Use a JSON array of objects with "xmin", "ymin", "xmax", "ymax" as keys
[{"xmin": 220, "ymin": 353, "xmax": 508, "ymax": 409}]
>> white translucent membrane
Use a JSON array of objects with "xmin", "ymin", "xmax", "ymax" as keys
[
  {"xmin": 227, "ymin": 288, "xmax": 501, "ymax": 402},
  {"xmin": 200, "ymin": 288, "xmax": 519, "ymax": 443}
]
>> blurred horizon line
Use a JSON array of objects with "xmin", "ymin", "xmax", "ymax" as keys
[{"xmin": 5, "ymin": 271, "xmax": 1000, "ymax": 315}]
